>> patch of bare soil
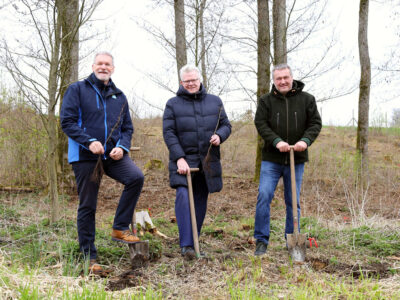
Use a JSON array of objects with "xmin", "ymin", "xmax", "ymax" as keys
[
  {"xmin": 309, "ymin": 257, "xmax": 391, "ymax": 279},
  {"xmin": 106, "ymin": 270, "xmax": 147, "ymax": 291}
]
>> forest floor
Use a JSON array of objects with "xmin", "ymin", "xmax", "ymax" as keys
[{"xmin": 1, "ymin": 122, "xmax": 400, "ymax": 299}]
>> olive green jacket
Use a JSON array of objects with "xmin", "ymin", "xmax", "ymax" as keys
[{"xmin": 254, "ymin": 80, "xmax": 322, "ymax": 165}]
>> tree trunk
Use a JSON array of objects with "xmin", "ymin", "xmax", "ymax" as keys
[
  {"xmin": 356, "ymin": 0, "xmax": 370, "ymax": 181},
  {"xmin": 48, "ymin": 3, "xmax": 63, "ymax": 223},
  {"xmin": 254, "ymin": 0, "xmax": 271, "ymax": 182},
  {"xmin": 199, "ymin": 0, "xmax": 207, "ymax": 90},
  {"xmin": 273, "ymin": 0, "xmax": 287, "ymax": 64},
  {"xmin": 174, "ymin": 0, "xmax": 187, "ymax": 82},
  {"xmin": 57, "ymin": 0, "xmax": 79, "ymax": 192}
]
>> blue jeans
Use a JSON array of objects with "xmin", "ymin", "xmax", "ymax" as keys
[{"xmin": 254, "ymin": 160, "xmax": 304, "ymax": 245}]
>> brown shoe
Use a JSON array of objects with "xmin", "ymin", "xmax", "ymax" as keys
[
  {"xmin": 111, "ymin": 229, "xmax": 140, "ymax": 243},
  {"xmin": 89, "ymin": 259, "xmax": 102, "ymax": 274}
]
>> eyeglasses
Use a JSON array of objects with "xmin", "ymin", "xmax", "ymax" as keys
[{"xmin": 182, "ymin": 78, "xmax": 199, "ymax": 84}]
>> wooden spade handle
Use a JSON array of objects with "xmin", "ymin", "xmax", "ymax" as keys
[
  {"xmin": 186, "ymin": 168, "xmax": 200, "ymax": 256},
  {"xmin": 289, "ymin": 147, "xmax": 299, "ymax": 235}
]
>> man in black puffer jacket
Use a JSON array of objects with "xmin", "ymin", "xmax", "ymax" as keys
[
  {"xmin": 253, "ymin": 64, "xmax": 321, "ymax": 256},
  {"xmin": 163, "ymin": 64, "xmax": 231, "ymax": 259}
]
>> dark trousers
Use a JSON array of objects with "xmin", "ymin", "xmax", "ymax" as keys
[
  {"xmin": 175, "ymin": 172, "xmax": 209, "ymax": 248},
  {"xmin": 72, "ymin": 155, "xmax": 144, "ymax": 259}
]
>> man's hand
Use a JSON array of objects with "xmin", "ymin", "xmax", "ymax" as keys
[
  {"xmin": 293, "ymin": 141, "xmax": 308, "ymax": 152},
  {"xmin": 210, "ymin": 134, "xmax": 221, "ymax": 146},
  {"xmin": 177, "ymin": 157, "xmax": 190, "ymax": 175},
  {"xmin": 276, "ymin": 141, "xmax": 290, "ymax": 152},
  {"xmin": 110, "ymin": 147, "xmax": 124, "ymax": 160},
  {"xmin": 89, "ymin": 141, "xmax": 104, "ymax": 155}
]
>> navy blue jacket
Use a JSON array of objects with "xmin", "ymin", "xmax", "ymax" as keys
[
  {"xmin": 60, "ymin": 73, "xmax": 133, "ymax": 163},
  {"xmin": 163, "ymin": 84, "xmax": 231, "ymax": 193}
]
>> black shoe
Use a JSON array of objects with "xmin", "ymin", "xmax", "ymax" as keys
[
  {"xmin": 181, "ymin": 246, "xmax": 196, "ymax": 260},
  {"xmin": 254, "ymin": 241, "xmax": 268, "ymax": 256}
]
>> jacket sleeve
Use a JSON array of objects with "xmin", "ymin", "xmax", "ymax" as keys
[
  {"xmin": 163, "ymin": 100, "xmax": 186, "ymax": 161},
  {"xmin": 254, "ymin": 97, "xmax": 282, "ymax": 147},
  {"xmin": 60, "ymin": 83, "xmax": 95, "ymax": 149},
  {"xmin": 301, "ymin": 96, "xmax": 322, "ymax": 146},
  {"xmin": 215, "ymin": 102, "xmax": 232, "ymax": 143},
  {"xmin": 116, "ymin": 96, "xmax": 133, "ymax": 152}
]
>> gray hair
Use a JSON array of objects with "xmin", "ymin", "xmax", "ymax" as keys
[
  {"xmin": 272, "ymin": 63, "xmax": 292, "ymax": 77},
  {"xmin": 93, "ymin": 51, "xmax": 114, "ymax": 65},
  {"xmin": 179, "ymin": 64, "xmax": 202, "ymax": 82}
]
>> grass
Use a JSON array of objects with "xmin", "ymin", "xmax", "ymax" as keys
[
  {"xmin": 348, "ymin": 225, "xmax": 400, "ymax": 257},
  {"xmin": 1, "ymin": 193, "xmax": 400, "ymax": 299}
]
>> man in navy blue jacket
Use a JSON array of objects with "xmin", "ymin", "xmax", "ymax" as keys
[
  {"xmin": 163, "ymin": 65, "xmax": 231, "ymax": 260},
  {"xmin": 61, "ymin": 52, "xmax": 144, "ymax": 273}
]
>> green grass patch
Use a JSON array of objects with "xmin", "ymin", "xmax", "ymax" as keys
[{"xmin": 349, "ymin": 225, "xmax": 400, "ymax": 257}]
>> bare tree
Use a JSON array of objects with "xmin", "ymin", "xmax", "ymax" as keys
[
  {"xmin": 174, "ymin": 0, "xmax": 187, "ymax": 82},
  {"xmin": 272, "ymin": 0, "xmax": 287, "ymax": 64},
  {"xmin": 356, "ymin": 0, "xmax": 371, "ymax": 180},
  {"xmin": 1, "ymin": 0, "xmax": 102, "ymax": 223},
  {"xmin": 254, "ymin": 0, "xmax": 271, "ymax": 182},
  {"xmin": 140, "ymin": 0, "xmax": 234, "ymax": 96}
]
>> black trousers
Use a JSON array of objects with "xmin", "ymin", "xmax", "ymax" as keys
[{"xmin": 72, "ymin": 155, "xmax": 144, "ymax": 259}]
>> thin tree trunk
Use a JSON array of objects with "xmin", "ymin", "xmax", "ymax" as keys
[
  {"xmin": 48, "ymin": 3, "xmax": 63, "ymax": 223},
  {"xmin": 356, "ymin": 0, "xmax": 370, "ymax": 181},
  {"xmin": 199, "ymin": 0, "xmax": 207, "ymax": 90},
  {"xmin": 273, "ymin": 0, "xmax": 287, "ymax": 64},
  {"xmin": 174, "ymin": 0, "xmax": 187, "ymax": 82},
  {"xmin": 255, "ymin": 0, "xmax": 271, "ymax": 182},
  {"xmin": 57, "ymin": 0, "xmax": 79, "ymax": 191}
]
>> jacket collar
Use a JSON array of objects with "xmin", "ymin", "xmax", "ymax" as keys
[
  {"xmin": 176, "ymin": 83, "xmax": 206, "ymax": 100},
  {"xmin": 86, "ymin": 73, "xmax": 122, "ymax": 98},
  {"xmin": 271, "ymin": 80, "xmax": 305, "ymax": 98}
]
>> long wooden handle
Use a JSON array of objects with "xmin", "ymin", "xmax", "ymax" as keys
[
  {"xmin": 186, "ymin": 168, "xmax": 200, "ymax": 256},
  {"xmin": 289, "ymin": 147, "xmax": 298, "ymax": 235}
]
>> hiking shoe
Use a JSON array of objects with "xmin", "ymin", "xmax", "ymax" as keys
[
  {"xmin": 111, "ymin": 229, "xmax": 140, "ymax": 243},
  {"xmin": 181, "ymin": 246, "xmax": 196, "ymax": 260},
  {"xmin": 254, "ymin": 241, "xmax": 268, "ymax": 256},
  {"xmin": 89, "ymin": 259, "xmax": 103, "ymax": 274}
]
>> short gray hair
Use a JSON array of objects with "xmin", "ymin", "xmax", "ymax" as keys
[
  {"xmin": 272, "ymin": 63, "xmax": 292, "ymax": 77},
  {"xmin": 93, "ymin": 51, "xmax": 114, "ymax": 65},
  {"xmin": 179, "ymin": 64, "xmax": 202, "ymax": 82}
]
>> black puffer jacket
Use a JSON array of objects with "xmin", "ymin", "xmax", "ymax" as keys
[
  {"xmin": 255, "ymin": 80, "xmax": 321, "ymax": 165},
  {"xmin": 163, "ymin": 84, "xmax": 231, "ymax": 193}
]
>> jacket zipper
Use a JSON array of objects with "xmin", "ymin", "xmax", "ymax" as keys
[
  {"xmin": 88, "ymin": 82, "xmax": 108, "ymax": 160},
  {"xmin": 295, "ymin": 111, "xmax": 298, "ymax": 132},
  {"xmin": 285, "ymin": 97, "xmax": 289, "ymax": 165},
  {"xmin": 276, "ymin": 112, "xmax": 280, "ymax": 129}
]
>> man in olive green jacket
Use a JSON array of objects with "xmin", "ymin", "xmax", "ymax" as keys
[{"xmin": 253, "ymin": 63, "xmax": 321, "ymax": 256}]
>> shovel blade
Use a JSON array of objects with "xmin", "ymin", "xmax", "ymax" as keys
[
  {"xmin": 287, "ymin": 233, "xmax": 307, "ymax": 262},
  {"xmin": 129, "ymin": 240, "xmax": 150, "ymax": 268}
]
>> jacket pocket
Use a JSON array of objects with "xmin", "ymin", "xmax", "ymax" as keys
[{"xmin": 294, "ymin": 112, "xmax": 298, "ymax": 132}]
